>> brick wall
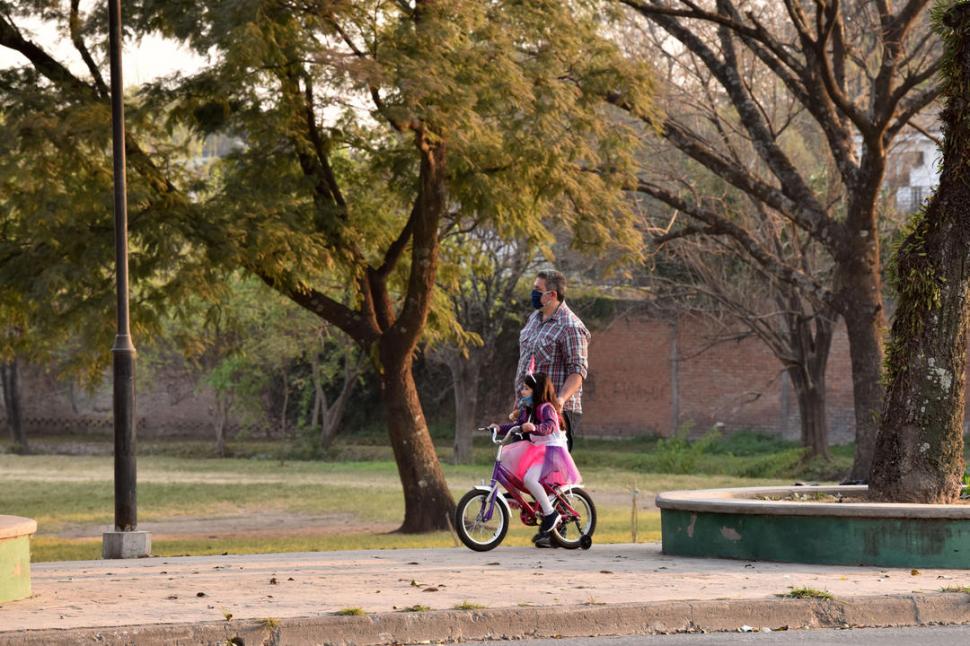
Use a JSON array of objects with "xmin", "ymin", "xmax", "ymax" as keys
[
  {"xmin": 6, "ymin": 306, "xmax": 965, "ymax": 444},
  {"xmin": 582, "ymin": 312, "xmax": 862, "ymax": 442}
]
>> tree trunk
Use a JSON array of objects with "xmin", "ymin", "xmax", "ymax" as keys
[
  {"xmin": 868, "ymin": 5, "xmax": 970, "ymax": 504},
  {"xmin": 279, "ymin": 369, "xmax": 289, "ymax": 438},
  {"xmin": 788, "ymin": 368, "xmax": 831, "ymax": 461},
  {"xmin": 786, "ymin": 312, "xmax": 833, "ymax": 461},
  {"xmin": 375, "ymin": 139, "xmax": 455, "ymax": 532},
  {"xmin": 320, "ymin": 351, "xmax": 359, "ymax": 451},
  {"xmin": 1, "ymin": 359, "xmax": 27, "ymax": 452},
  {"xmin": 450, "ymin": 352, "xmax": 482, "ymax": 465},
  {"xmin": 213, "ymin": 391, "xmax": 228, "ymax": 457},
  {"xmin": 310, "ymin": 352, "xmax": 325, "ymax": 442},
  {"xmin": 837, "ymin": 196, "xmax": 887, "ymax": 481},
  {"xmin": 381, "ymin": 343, "xmax": 455, "ymax": 532},
  {"xmin": 310, "ymin": 353, "xmax": 326, "ymax": 433}
]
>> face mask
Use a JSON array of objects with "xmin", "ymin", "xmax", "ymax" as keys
[
  {"xmin": 520, "ymin": 395, "xmax": 533, "ymax": 407},
  {"xmin": 531, "ymin": 289, "xmax": 544, "ymax": 309}
]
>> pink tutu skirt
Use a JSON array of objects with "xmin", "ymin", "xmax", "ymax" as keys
[
  {"xmin": 540, "ymin": 445, "xmax": 582, "ymax": 487},
  {"xmin": 500, "ymin": 441, "xmax": 581, "ymax": 487},
  {"xmin": 500, "ymin": 440, "xmax": 541, "ymax": 481}
]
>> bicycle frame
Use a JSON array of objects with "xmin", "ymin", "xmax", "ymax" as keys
[{"xmin": 477, "ymin": 427, "xmax": 582, "ymax": 525}]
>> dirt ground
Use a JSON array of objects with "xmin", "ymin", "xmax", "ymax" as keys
[{"xmin": 53, "ymin": 512, "xmax": 400, "ymax": 541}]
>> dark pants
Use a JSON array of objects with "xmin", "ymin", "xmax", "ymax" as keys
[{"xmin": 563, "ymin": 410, "xmax": 582, "ymax": 452}]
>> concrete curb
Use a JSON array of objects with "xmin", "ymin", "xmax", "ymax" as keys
[{"xmin": 3, "ymin": 593, "xmax": 970, "ymax": 645}]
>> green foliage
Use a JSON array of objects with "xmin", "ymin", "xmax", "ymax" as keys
[
  {"xmin": 882, "ymin": 204, "xmax": 943, "ymax": 388},
  {"xmin": 778, "ymin": 587, "xmax": 834, "ymax": 600},
  {"xmin": 933, "ymin": 1, "xmax": 970, "ymax": 104},
  {"xmin": 571, "ymin": 432, "xmax": 852, "ymax": 481},
  {"xmin": 651, "ymin": 426, "xmax": 722, "ymax": 475},
  {"xmin": 0, "ymin": 4, "xmax": 658, "ymax": 485},
  {"xmin": 399, "ymin": 605, "xmax": 431, "ymax": 613},
  {"xmin": 148, "ymin": 277, "xmax": 312, "ymax": 424},
  {"xmin": 0, "ymin": 53, "xmax": 217, "ymax": 383},
  {"xmin": 334, "ymin": 608, "xmax": 367, "ymax": 616},
  {"xmin": 941, "ymin": 586, "xmax": 970, "ymax": 594},
  {"xmin": 704, "ymin": 430, "xmax": 796, "ymax": 457},
  {"xmin": 882, "ymin": 0, "xmax": 964, "ymax": 391}
]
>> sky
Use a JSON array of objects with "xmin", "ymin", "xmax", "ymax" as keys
[{"xmin": 0, "ymin": 10, "xmax": 204, "ymax": 86}]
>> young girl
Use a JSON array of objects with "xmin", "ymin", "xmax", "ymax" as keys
[{"xmin": 492, "ymin": 372, "xmax": 581, "ymax": 548}]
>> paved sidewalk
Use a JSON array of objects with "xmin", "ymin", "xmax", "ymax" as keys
[{"xmin": 2, "ymin": 543, "xmax": 970, "ymax": 644}]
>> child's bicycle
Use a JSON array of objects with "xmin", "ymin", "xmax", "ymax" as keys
[{"xmin": 455, "ymin": 425, "xmax": 596, "ymax": 552}]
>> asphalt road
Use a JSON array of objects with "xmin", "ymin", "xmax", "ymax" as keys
[{"xmin": 463, "ymin": 625, "xmax": 970, "ymax": 645}]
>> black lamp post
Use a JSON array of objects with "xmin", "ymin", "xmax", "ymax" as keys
[{"xmin": 103, "ymin": 0, "xmax": 150, "ymax": 559}]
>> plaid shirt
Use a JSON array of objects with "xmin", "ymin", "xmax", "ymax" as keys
[{"xmin": 515, "ymin": 301, "xmax": 590, "ymax": 414}]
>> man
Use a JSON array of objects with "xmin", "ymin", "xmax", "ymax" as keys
[{"xmin": 515, "ymin": 269, "xmax": 590, "ymax": 451}]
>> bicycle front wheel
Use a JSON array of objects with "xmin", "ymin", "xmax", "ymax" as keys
[
  {"xmin": 455, "ymin": 489, "xmax": 509, "ymax": 552},
  {"xmin": 551, "ymin": 487, "xmax": 596, "ymax": 549}
]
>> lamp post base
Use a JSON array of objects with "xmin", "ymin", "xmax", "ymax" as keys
[{"xmin": 102, "ymin": 530, "xmax": 151, "ymax": 559}]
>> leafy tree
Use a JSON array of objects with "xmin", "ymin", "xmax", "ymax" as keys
[
  {"xmin": 149, "ymin": 276, "xmax": 358, "ymax": 456},
  {"xmin": 430, "ymin": 228, "xmax": 536, "ymax": 464},
  {"xmin": 0, "ymin": 1, "xmax": 654, "ymax": 531},
  {"xmin": 307, "ymin": 327, "xmax": 364, "ymax": 453},
  {"xmin": 869, "ymin": 1, "xmax": 968, "ymax": 503}
]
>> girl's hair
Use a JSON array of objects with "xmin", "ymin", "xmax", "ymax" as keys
[{"xmin": 524, "ymin": 372, "xmax": 564, "ymax": 426}]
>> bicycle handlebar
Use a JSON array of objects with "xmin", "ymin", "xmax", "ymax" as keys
[{"xmin": 478, "ymin": 425, "xmax": 522, "ymax": 445}]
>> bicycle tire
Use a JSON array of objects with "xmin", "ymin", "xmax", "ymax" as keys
[
  {"xmin": 551, "ymin": 486, "xmax": 596, "ymax": 549},
  {"xmin": 455, "ymin": 489, "xmax": 509, "ymax": 552}
]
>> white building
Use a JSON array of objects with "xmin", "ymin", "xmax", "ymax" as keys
[{"xmin": 887, "ymin": 131, "xmax": 941, "ymax": 214}]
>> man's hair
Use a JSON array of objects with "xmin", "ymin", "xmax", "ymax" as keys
[{"xmin": 537, "ymin": 269, "xmax": 566, "ymax": 301}]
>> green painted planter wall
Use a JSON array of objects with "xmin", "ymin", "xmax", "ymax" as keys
[
  {"xmin": 660, "ymin": 509, "xmax": 970, "ymax": 568},
  {"xmin": 661, "ymin": 508, "xmax": 970, "ymax": 568},
  {"xmin": 0, "ymin": 534, "xmax": 31, "ymax": 603}
]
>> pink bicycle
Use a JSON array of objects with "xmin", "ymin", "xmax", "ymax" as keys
[{"xmin": 455, "ymin": 426, "xmax": 596, "ymax": 551}]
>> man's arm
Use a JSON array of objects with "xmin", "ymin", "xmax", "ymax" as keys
[
  {"xmin": 558, "ymin": 372, "xmax": 583, "ymax": 407},
  {"xmin": 557, "ymin": 322, "xmax": 590, "ymax": 406}
]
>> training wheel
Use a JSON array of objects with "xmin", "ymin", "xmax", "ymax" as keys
[{"xmin": 579, "ymin": 534, "xmax": 592, "ymax": 550}]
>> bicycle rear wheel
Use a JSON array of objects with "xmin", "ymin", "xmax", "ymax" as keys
[
  {"xmin": 551, "ymin": 487, "xmax": 596, "ymax": 549},
  {"xmin": 455, "ymin": 489, "xmax": 509, "ymax": 552}
]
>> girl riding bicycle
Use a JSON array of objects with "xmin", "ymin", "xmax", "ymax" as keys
[{"xmin": 491, "ymin": 372, "xmax": 581, "ymax": 547}]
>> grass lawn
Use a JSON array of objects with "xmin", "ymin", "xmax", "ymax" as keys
[{"xmin": 0, "ymin": 451, "xmax": 789, "ymax": 562}]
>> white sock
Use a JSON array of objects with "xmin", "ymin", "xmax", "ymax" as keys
[{"xmin": 524, "ymin": 464, "xmax": 554, "ymax": 515}]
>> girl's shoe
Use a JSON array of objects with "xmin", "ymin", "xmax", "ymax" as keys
[{"xmin": 531, "ymin": 511, "xmax": 561, "ymax": 545}]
